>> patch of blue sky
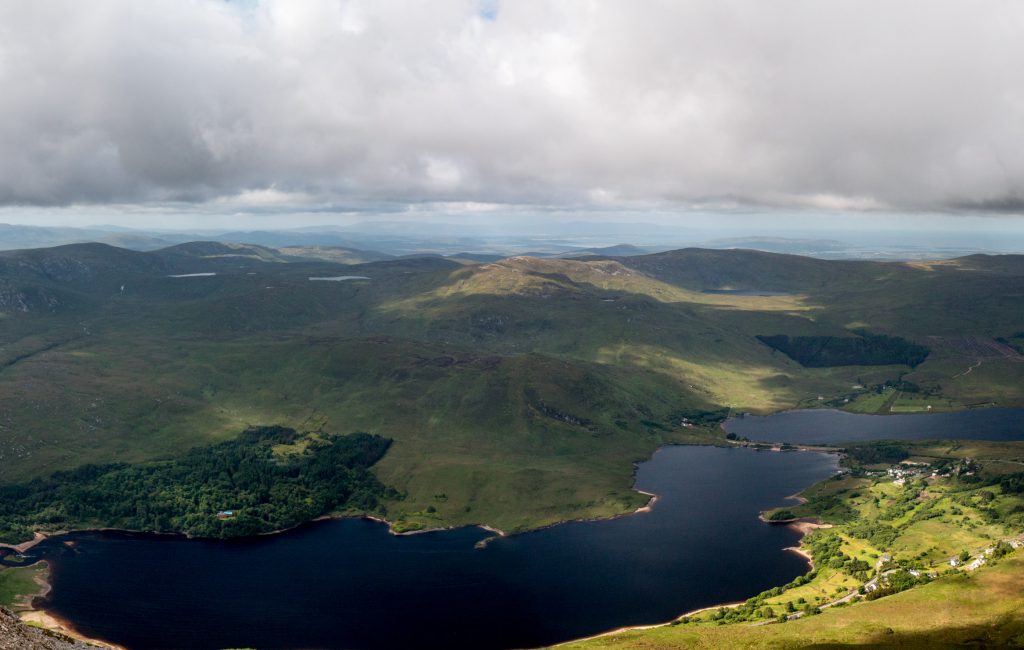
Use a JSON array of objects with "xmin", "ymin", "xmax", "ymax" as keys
[{"xmin": 478, "ymin": 0, "xmax": 500, "ymax": 21}]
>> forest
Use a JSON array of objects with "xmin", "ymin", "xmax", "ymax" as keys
[
  {"xmin": 0, "ymin": 426, "xmax": 394, "ymax": 543},
  {"xmin": 757, "ymin": 332, "xmax": 930, "ymax": 368}
]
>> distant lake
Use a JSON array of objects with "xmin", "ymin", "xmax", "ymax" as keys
[
  {"xmin": 22, "ymin": 447, "xmax": 836, "ymax": 650},
  {"xmin": 308, "ymin": 275, "xmax": 371, "ymax": 281},
  {"xmin": 725, "ymin": 408, "xmax": 1024, "ymax": 445}
]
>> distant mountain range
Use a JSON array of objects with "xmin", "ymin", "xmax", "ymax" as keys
[{"xmin": 0, "ymin": 222, "xmax": 1018, "ymax": 261}]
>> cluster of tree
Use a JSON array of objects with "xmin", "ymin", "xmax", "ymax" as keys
[
  {"xmin": 683, "ymin": 570, "xmax": 820, "ymax": 626},
  {"xmin": 756, "ymin": 332, "xmax": 930, "ymax": 368},
  {"xmin": 826, "ymin": 552, "xmax": 872, "ymax": 578},
  {"xmin": 668, "ymin": 407, "xmax": 731, "ymax": 428},
  {"xmin": 0, "ymin": 426, "xmax": 394, "ymax": 544},
  {"xmin": 877, "ymin": 487, "xmax": 927, "ymax": 523},
  {"xmin": 847, "ymin": 521, "xmax": 900, "ymax": 548},
  {"xmin": 801, "ymin": 491, "xmax": 859, "ymax": 524},
  {"xmin": 804, "ymin": 531, "xmax": 845, "ymax": 566},
  {"xmin": 871, "ymin": 378, "xmax": 923, "ymax": 393},
  {"xmin": 996, "ymin": 334, "xmax": 1024, "ymax": 355},
  {"xmin": 988, "ymin": 540, "xmax": 1016, "ymax": 561},
  {"xmin": 703, "ymin": 533, "xmax": 846, "ymax": 625},
  {"xmin": 864, "ymin": 569, "xmax": 928, "ymax": 601},
  {"xmin": 844, "ymin": 443, "xmax": 910, "ymax": 466},
  {"xmin": 998, "ymin": 472, "xmax": 1024, "ymax": 495}
]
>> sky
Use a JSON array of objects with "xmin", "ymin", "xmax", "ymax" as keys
[{"xmin": 1, "ymin": 1, "xmax": 1024, "ymax": 232}]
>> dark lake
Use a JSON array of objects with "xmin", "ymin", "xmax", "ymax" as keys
[
  {"xmin": 725, "ymin": 408, "xmax": 1024, "ymax": 445},
  {"xmin": 16, "ymin": 446, "xmax": 836, "ymax": 650}
]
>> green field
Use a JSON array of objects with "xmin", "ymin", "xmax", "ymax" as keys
[
  {"xmin": 845, "ymin": 389, "xmax": 963, "ymax": 414},
  {"xmin": 0, "ymin": 564, "xmax": 47, "ymax": 610}
]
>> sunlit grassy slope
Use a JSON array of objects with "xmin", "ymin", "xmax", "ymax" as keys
[
  {"xmin": 561, "ymin": 554, "xmax": 1024, "ymax": 648},
  {"xmin": 1, "ymin": 243, "xmax": 1022, "ymax": 531}
]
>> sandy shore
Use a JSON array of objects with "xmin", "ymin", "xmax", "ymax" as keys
[
  {"xmin": 2, "ymin": 552, "xmax": 122, "ymax": 648},
  {"xmin": 632, "ymin": 490, "xmax": 658, "ymax": 513},
  {"xmin": 788, "ymin": 519, "xmax": 832, "ymax": 535},
  {"xmin": 31, "ymin": 562, "xmax": 52, "ymax": 601},
  {"xmin": 0, "ymin": 532, "xmax": 49, "ymax": 554},
  {"xmin": 784, "ymin": 519, "xmax": 830, "ymax": 572},
  {"xmin": 784, "ymin": 545, "xmax": 815, "ymax": 569},
  {"xmin": 20, "ymin": 610, "xmax": 125, "ymax": 649}
]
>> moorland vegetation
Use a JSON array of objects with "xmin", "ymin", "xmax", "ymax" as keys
[{"xmin": 0, "ymin": 243, "xmax": 1022, "ymax": 534}]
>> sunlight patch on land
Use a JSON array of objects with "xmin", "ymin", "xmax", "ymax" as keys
[{"xmin": 377, "ymin": 257, "xmax": 815, "ymax": 318}]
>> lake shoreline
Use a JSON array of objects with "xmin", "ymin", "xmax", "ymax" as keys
[
  {"xmin": 549, "ymin": 444, "xmax": 837, "ymax": 648},
  {"xmin": 20, "ymin": 608, "xmax": 125, "ymax": 650},
  {"xmin": 18, "ymin": 443, "xmax": 833, "ymax": 650},
  {"xmin": 5, "ymin": 497, "xmax": 655, "ymax": 647},
  {"xmin": 0, "ymin": 430, "xmax": 810, "ymax": 553},
  {"xmin": 0, "ymin": 559, "xmax": 121, "ymax": 649},
  {"xmin": 552, "ymin": 503, "xmax": 830, "ymax": 647},
  {"xmin": 0, "ymin": 532, "xmax": 49, "ymax": 554}
]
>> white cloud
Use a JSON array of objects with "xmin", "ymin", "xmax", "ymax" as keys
[{"xmin": 0, "ymin": 0, "xmax": 1023, "ymax": 215}]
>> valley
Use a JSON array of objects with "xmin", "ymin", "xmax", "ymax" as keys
[{"xmin": 1, "ymin": 243, "xmax": 1023, "ymax": 538}]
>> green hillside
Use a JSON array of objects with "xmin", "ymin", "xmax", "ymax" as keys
[{"xmin": 0, "ymin": 244, "xmax": 1022, "ymax": 535}]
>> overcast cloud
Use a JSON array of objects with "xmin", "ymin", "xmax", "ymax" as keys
[{"xmin": 1, "ymin": 0, "xmax": 1023, "ymax": 217}]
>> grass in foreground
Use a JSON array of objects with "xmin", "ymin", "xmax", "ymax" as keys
[
  {"xmin": 0, "ymin": 564, "xmax": 48, "ymax": 610},
  {"xmin": 561, "ymin": 554, "xmax": 1024, "ymax": 648}
]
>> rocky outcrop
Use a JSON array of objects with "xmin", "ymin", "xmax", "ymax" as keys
[{"xmin": 0, "ymin": 607, "xmax": 87, "ymax": 649}]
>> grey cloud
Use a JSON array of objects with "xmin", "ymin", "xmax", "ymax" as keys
[{"xmin": 1, "ymin": 0, "xmax": 1023, "ymax": 213}]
